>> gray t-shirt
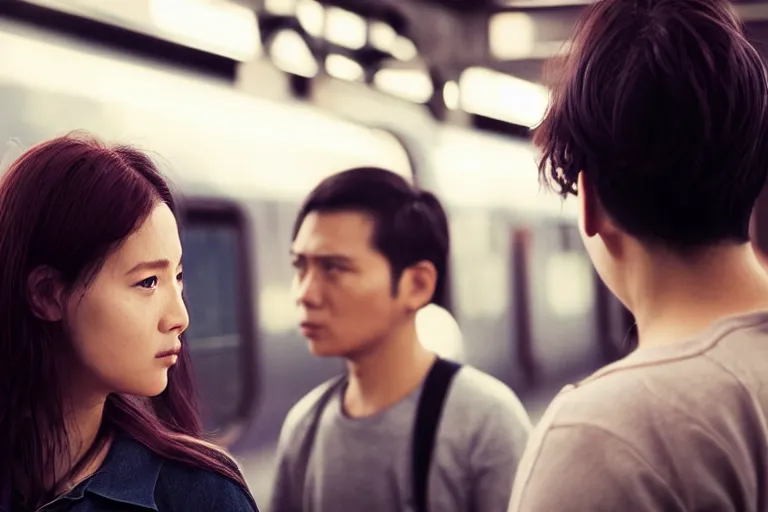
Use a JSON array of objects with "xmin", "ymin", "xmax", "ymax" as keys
[
  {"xmin": 508, "ymin": 310, "xmax": 768, "ymax": 511},
  {"xmin": 270, "ymin": 365, "xmax": 532, "ymax": 512}
]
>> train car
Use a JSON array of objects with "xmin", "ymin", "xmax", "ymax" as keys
[
  {"xmin": 308, "ymin": 78, "xmax": 632, "ymax": 398},
  {"xmin": 0, "ymin": 15, "xmax": 630, "ymax": 506},
  {"xmin": 431, "ymin": 126, "xmax": 628, "ymax": 394}
]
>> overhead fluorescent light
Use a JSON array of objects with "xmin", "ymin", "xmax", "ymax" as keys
[
  {"xmin": 324, "ymin": 7, "xmax": 366, "ymax": 50},
  {"xmin": 459, "ymin": 66, "xmax": 549, "ymax": 128},
  {"xmin": 443, "ymin": 80, "xmax": 460, "ymax": 110},
  {"xmin": 373, "ymin": 68, "xmax": 433, "ymax": 103},
  {"xmin": 391, "ymin": 35, "xmax": 417, "ymax": 61},
  {"xmin": 269, "ymin": 29, "xmax": 318, "ymax": 77},
  {"xmin": 296, "ymin": 0, "xmax": 324, "ymax": 37},
  {"xmin": 150, "ymin": 0, "xmax": 261, "ymax": 61},
  {"xmin": 489, "ymin": 12, "xmax": 536, "ymax": 60},
  {"xmin": 22, "ymin": 0, "xmax": 261, "ymax": 62},
  {"xmin": 369, "ymin": 21, "xmax": 397, "ymax": 52},
  {"xmin": 20, "ymin": 0, "xmax": 150, "ymax": 27},
  {"xmin": 325, "ymin": 54, "xmax": 364, "ymax": 81},
  {"xmin": 264, "ymin": 0, "xmax": 296, "ymax": 15}
]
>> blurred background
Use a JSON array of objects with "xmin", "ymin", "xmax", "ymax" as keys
[{"xmin": 4, "ymin": 0, "xmax": 768, "ymax": 507}]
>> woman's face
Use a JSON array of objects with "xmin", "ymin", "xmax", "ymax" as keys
[{"xmin": 65, "ymin": 203, "xmax": 189, "ymax": 398}]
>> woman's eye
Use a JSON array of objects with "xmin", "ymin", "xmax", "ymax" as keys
[
  {"xmin": 176, "ymin": 271, "xmax": 183, "ymax": 283},
  {"xmin": 137, "ymin": 276, "xmax": 158, "ymax": 289}
]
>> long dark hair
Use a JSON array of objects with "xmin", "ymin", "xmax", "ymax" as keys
[{"xmin": 0, "ymin": 133, "xmax": 256, "ymax": 508}]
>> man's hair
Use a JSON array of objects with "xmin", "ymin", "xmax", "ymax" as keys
[
  {"xmin": 534, "ymin": 0, "xmax": 768, "ymax": 251},
  {"xmin": 293, "ymin": 168, "xmax": 450, "ymax": 308}
]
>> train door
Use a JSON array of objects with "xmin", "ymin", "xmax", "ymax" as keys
[
  {"xmin": 447, "ymin": 208, "xmax": 522, "ymax": 386},
  {"xmin": 510, "ymin": 221, "xmax": 605, "ymax": 389},
  {"xmin": 179, "ymin": 199, "xmax": 257, "ymax": 446},
  {"xmin": 595, "ymin": 281, "xmax": 637, "ymax": 362}
]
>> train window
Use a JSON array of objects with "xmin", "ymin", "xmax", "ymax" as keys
[
  {"xmin": 180, "ymin": 201, "xmax": 256, "ymax": 437},
  {"xmin": 527, "ymin": 223, "xmax": 602, "ymax": 382},
  {"xmin": 543, "ymin": 251, "xmax": 595, "ymax": 318}
]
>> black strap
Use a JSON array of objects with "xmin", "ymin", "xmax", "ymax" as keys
[
  {"xmin": 411, "ymin": 358, "xmax": 462, "ymax": 512},
  {"xmin": 295, "ymin": 374, "xmax": 347, "ymax": 506},
  {"xmin": 300, "ymin": 358, "xmax": 461, "ymax": 512}
]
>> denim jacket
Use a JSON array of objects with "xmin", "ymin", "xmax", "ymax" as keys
[{"xmin": 8, "ymin": 434, "xmax": 258, "ymax": 512}]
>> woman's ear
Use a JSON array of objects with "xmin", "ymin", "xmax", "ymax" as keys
[{"xmin": 27, "ymin": 266, "xmax": 67, "ymax": 322}]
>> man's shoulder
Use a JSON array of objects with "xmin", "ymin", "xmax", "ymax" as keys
[
  {"xmin": 509, "ymin": 358, "xmax": 758, "ymax": 511},
  {"xmin": 440, "ymin": 365, "xmax": 532, "ymax": 475},
  {"xmin": 445, "ymin": 365, "xmax": 532, "ymax": 432},
  {"xmin": 547, "ymin": 345, "xmax": 750, "ymax": 431},
  {"xmin": 279, "ymin": 376, "xmax": 344, "ymax": 447}
]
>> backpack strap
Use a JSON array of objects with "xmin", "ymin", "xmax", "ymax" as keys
[
  {"xmin": 297, "ymin": 358, "xmax": 462, "ymax": 512},
  {"xmin": 411, "ymin": 358, "xmax": 462, "ymax": 512},
  {"xmin": 296, "ymin": 373, "xmax": 347, "ymax": 505}
]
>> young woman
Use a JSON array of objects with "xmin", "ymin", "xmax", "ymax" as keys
[{"xmin": 0, "ymin": 133, "xmax": 259, "ymax": 511}]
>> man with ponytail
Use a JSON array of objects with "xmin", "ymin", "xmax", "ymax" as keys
[{"xmin": 272, "ymin": 167, "xmax": 532, "ymax": 512}]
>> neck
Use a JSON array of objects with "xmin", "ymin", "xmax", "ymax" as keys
[
  {"xmin": 47, "ymin": 383, "xmax": 109, "ymax": 498},
  {"xmin": 628, "ymin": 242, "xmax": 768, "ymax": 348},
  {"xmin": 343, "ymin": 320, "xmax": 436, "ymax": 418}
]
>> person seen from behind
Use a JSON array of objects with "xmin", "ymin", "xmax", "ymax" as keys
[{"xmin": 508, "ymin": 0, "xmax": 768, "ymax": 510}]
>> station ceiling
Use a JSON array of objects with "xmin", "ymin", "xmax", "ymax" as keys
[{"xmin": 309, "ymin": 0, "xmax": 768, "ymax": 84}]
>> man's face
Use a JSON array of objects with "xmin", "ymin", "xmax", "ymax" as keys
[{"xmin": 291, "ymin": 211, "xmax": 403, "ymax": 357}]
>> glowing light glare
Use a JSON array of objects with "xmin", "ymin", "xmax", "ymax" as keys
[
  {"xmin": 296, "ymin": 0, "xmax": 324, "ymax": 37},
  {"xmin": 459, "ymin": 66, "xmax": 550, "ymax": 128},
  {"xmin": 269, "ymin": 29, "xmax": 319, "ymax": 78},
  {"xmin": 373, "ymin": 68, "xmax": 434, "ymax": 103},
  {"xmin": 260, "ymin": 286, "xmax": 299, "ymax": 333},
  {"xmin": 443, "ymin": 80, "xmax": 459, "ymax": 110},
  {"xmin": 544, "ymin": 252, "xmax": 595, "ymax": 318},
  {"xmin": 432, "ymin": 126, "xmax": 578, "ymax": 218},
  {"xmin": 33, "ymin": 0, "xmax": 148, "ymax": 25},
  {"xmin": 264, "ymin": 0, "xmax": 296, "ymax": 15},
  {"xmin": 489, "ymin": 12, "xmax": 536, "ymax": 60},
  {"xmin": 150, "ymin": 0, "xmax": 261, "ymax": 61},
  {"xmin": 0, "ymin": 24, "xmax": 416, "ymax": 200},
  {"xmin": 325, "ymin": 7, "xmax": 367, "ymax": 50},
  {"xmin": 325, "ymin": 54, "xmax": 364, "ymax": 81},
  {"xmin": 391, "ymin": 36, "xmax": 417, "ymax": 61},
  {"xmin": 369, "ymin": 21, "xmax": 397, "ymax": 51},
  {"xmin": 416, "ymin": 305, "xmax": 466, "ymax": 362}
]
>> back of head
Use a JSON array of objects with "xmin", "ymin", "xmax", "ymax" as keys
[
  {"xmin": 293, "ymin": 168, "xmax": 451, "ymax": 308},
  {"xmin": 535, "ymin": 0, "xmax": 768, "ymax": 250}
]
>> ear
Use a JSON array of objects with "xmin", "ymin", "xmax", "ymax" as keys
[
  {"xmin": 27, "ymin": 266, "xmax": 67, "ymax": 322},
  {"xmin": 398, "ymin": 260, "xmax": 438, "ymax": 313},
  {"xmin": 578, "ymin": 171, "xmax": 600, "ymax": 238}
]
